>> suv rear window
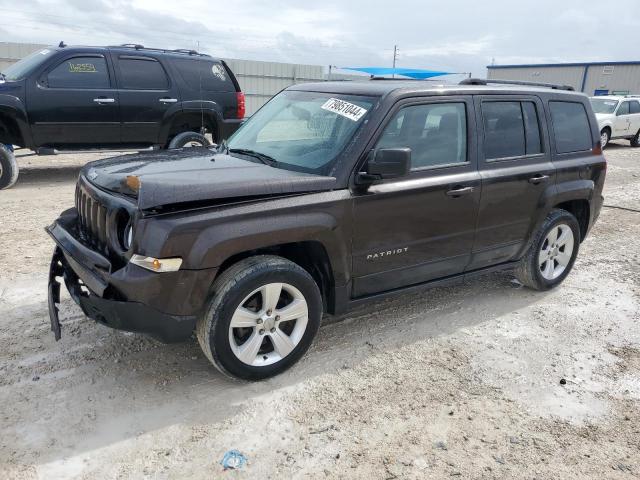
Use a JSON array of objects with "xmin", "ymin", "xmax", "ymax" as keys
[
  {"xmin": 47, "ymin": 56, "xmax": 110, "ymax": 89},
  {"xmin": 549, "ymin": 101, "xmax": 592, "ymax": 153},
  {"xmin": 631, "ymin": 101, "xmax": 640, "ymax": 114},
  {"xmin": 171, "ymin": 58, "xmax": 235, "ymax": 92},
  {"xmin": 118, "ymin": 57, "xmax": 169, "ymax": 90},
  {"xmin": 482, "ymin": 101, "xmax": 542, "ymax": 160}
]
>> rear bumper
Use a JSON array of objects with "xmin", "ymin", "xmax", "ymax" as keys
[
  {"xmin": 220, "ymin": 118, "xmax": 243, "ymax": 140},
  {"xmin": 46, "ymin": 210, "xmax": 217, "ymax": 343}
]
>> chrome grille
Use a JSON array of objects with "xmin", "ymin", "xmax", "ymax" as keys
[{"xmin": 75, "ymin": 181, "xmax": 109, "ymax": 254}]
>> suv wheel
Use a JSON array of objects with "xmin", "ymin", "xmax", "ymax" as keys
[
  {"xmin": 631, "ymin": 129, "xmax": 640, "ymax": 148},
  {"xmin": 600, "ymin": 128, "xmax": 610, "ymax": 149},
  {"xmin": 168, "ymin": 131, "xmax": 211, "ymax": 149},
  {"xmin": 515, "ymin": 209, "xmax": 580, "ymax": 291},
  {"xmin": 197, "ymin": 255, "xmax": 322, "ymax": 380},
  {"xmin": 0, "ymin": 144, "xmax": 19, "ymax": 190}
]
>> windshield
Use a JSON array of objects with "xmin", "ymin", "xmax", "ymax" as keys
[
  {"xmin": 590, "ymin": 98, "xmax": 619, "ymax": 114},
  {"xmin": 1, "ymin": 48, "xmax": 55, "ymax": 81},
  {"xmin": 226, "ymin": 90, "xmax": 376, "ymax": 175}
]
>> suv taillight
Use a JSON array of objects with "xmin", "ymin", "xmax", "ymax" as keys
[{"xmin": 236, "ymin": 92, "xmax": 245, "ymax": 119}]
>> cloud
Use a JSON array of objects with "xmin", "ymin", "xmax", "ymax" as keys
[{"xmin": 1, "ymin": 0, "xmax": 639, "ymax": 78}]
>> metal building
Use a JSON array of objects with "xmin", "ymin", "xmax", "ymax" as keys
[
  {"xmin": 487, "ymin": 61, "xmax": 640, "ymax": 96},
  {"xmin": 0, "ymin": 42, "xmax": 47, "ymax": 71}
]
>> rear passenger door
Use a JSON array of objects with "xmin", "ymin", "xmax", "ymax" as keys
[
  {"xmin": 351, "ymin": 97, "xmax": 481, "ymax": 297},
  {"xmin": 613, "ymin": 101, "xmax": 631, "ymax": 137},
  {"xmin": 112, "ymin": 54, "xmax": 180, "ymax": 145},
  {"xmin": 628, "ymin": 100, "xmax": 640, "ymax": 137},
  {"xmin": 468, "ymin": 96, "xmax": 555, "ymax": 270}
]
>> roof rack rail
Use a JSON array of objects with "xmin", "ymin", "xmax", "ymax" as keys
[
  {"xmin": 369, "ymin": 76, "xmax": 439, "ymax": 81},
  {"xmin": 109, "ymin": 44, "xmax": 208, "ymax": 57},
  {"xmin": 460, "ymin": 78, "xmax": 575, "ymax": 91}
]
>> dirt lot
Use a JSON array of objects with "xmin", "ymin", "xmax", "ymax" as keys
[{"xmin": 1, "ymin": 145, "xmax": 639, "ymax": 479}]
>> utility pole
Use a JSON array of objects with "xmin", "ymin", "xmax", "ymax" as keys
[{"xmin": 392, "ymin": 45, "xmax": 399, "ymax": 78}]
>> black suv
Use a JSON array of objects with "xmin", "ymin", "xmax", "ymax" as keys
[
  {"xmin": 47, "ymin": 79, "xmax": 606, "ymax": 380},
  {"xmin": 0, "ymin": 44, "xmax": 244, "ymax": 189}
]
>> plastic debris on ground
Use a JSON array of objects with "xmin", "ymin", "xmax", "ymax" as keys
[{"xmin": 220, "ymin": 450, "xmax": 247, "ymax": 470}]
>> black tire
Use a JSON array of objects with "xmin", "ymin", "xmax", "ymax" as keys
[
  {"xmin": 515, "ymin": 209, "xmax": 581, "ymax": 291},
  {"xmin": 0, "ymin": 144, "xmax": 19, "ymax": 190},
  {"xmin": 631, "ymin": 129, "xmax": 640, "ymax": 148},
  {"xmin": 197, "ymin": 255, "xmax": 322, "ymax": 380},
  {"xmin": 600, "ymin": 128, "xmax": 610, "ymax": 149},
  {"xmin": 167, "ymin": 131, "xmax": 211, "ymax": 149}
]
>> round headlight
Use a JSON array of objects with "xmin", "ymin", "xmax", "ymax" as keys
[{"xmin": 123, "ymin": 223, "xmax": 133, "ymax": 250}]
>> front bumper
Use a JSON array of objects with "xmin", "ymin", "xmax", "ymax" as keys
[{"xmin": 46, "ymin": 209, "xmax": 218, "ymax": 343}]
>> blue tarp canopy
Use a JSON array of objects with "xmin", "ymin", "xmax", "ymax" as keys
[{"xmin": 341, "ymin": 67, "xmax": 452, "ymax": 79}]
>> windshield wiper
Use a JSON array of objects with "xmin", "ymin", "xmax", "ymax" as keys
[{"xmin": 228, "ymin": 148, "xmax": 278, "ymax": 167}]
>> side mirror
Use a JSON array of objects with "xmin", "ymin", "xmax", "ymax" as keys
[{"xmin": 357, "ymin": 148, "xmax": 411, "ymax": 184}]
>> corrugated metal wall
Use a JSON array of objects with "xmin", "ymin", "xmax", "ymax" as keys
[
  {"xmin": 0, "ymin": 42, "xmax": 47, "ymax": 71},
  {"xmin": 584, "ymin": 64, "xmax": 640, "ymax": 95},
  {"xmin": 487, "ymin": 65, "xmax": 586, "ymax": 91},
  {"xmin": 488, "ymin": 63, "xmax": 640, "ymax": 95},
  {"xmin": 222, "ymin": 58, "xmax": 325, "ymax": 115}
]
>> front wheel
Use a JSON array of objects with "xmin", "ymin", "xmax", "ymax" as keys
[
  {"xmin": 168, "ymin": 131, "xmax": 211, "ymax": 149},
  {"xmin": 197, "ymin": 255, "xmax": 322, "ymax": 380},
  {"xmin": 600, "ymin": 128, "xmax": 610, "ymax": 149},
  {"xmin": 0, "ymin": 144, "xmax": 19, "ymax": 190},
  {"xmin": 515, "ymin": 209, "xmax": 580, "ymax": 290}
]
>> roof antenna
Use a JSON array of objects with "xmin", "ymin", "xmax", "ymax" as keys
[
  {"xmin": 59, "ymin": 41, "xmax": 66, "ymax": 48},
  {"xmin": 197, "ymin": 40, "xmax": 206, "ymax": 140}
]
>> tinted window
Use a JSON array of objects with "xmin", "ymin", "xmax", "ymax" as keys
[
  {"xmin": 118, "ymin": 58, "xmax": 169, "ymax": 90},
  {"xmin": 617, "ymin": 102, "xmax": 631, "ymax": 116},
  {"xmin": 549, "ymin": 101, "xmax": 592, "ymax": 153},
  {"xmin": 631, "ymin": 101, "xmax": 640, "ymax": 114},
  {"xmin": 172, "ymin": 58, "xmax": 235, "ymax": 92},
  {"xmin": 47, "ymin": 56, "xmax": 110, "ymax": 89},
  {"xmin": 482, "ymin": 102, "xmax": 525, "ymax": 159},
  {"xmin": 376, "ymin": 103, "xmax": 467, "ymax": 169},
  {"xmin": 522, "ymin": 102, "xmax": 543, "ymax": 155}
]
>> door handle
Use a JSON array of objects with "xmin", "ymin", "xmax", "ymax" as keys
[
  {"xmin": 93, "ymin": 98, "xmax": 115, "ymax": 104},
  {"xmin": 445, "ymin": 186, "xmax": 474, "ymax": 197},
  {"xmin": 159, "ymin": 98, "xmax": 178, "ymax": 103},
  {"xmin": 528, "ymin": 174, "xmax": 550, "ymax": 184}
]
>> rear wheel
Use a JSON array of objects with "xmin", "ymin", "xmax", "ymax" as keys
[
  {"xmin": 197, "ymin": 255, "xmax": 322, "ymax": 380},
  {"xmin": 630, "ymin": 129, "xmax": 640, "ymax": 147},
  {"xmin": 515, "ymin": 209, "xmax": 580, "ymax": 290},
  {"xmin": 600, "ymin": 128, "xmax": 610, "ymax": 149},
  {"xmin": 168, "ymin": 131, "xmax": 211, "ymax": 149},
  {"xmin": 0, "ymin": 144, "xmax": 19, "ymax": 190}
]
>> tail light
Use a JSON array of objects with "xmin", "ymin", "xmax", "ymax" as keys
[
  {"xmin": 236, "ymin": 92, "xmax": 245, "ymax": 119},
  {"xmin": 592, "ymin": 140, "xmax": 602, "ymax": 156}
]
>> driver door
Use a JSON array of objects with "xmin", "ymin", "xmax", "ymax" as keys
[
  {"xmin": 350, "ymin": 97, "xmax": 480, "ymax": 298},
  {"xmin": 613, "ymin": 101, "xmax": 631, "ymax": 137}
]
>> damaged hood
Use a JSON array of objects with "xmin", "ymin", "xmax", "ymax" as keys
[{"xmin": 82, "ymin": 148, "xmax": 337, "ymax": 210}]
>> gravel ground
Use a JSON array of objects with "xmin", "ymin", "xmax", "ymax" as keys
[{"xmin": 0, "ymin": 144, "xmax": 639, "ymax": 479}]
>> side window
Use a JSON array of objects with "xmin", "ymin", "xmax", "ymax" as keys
[
  {"xmin": 549, "ymin": 101, "xmax": 592, "ymax": 154},
  {"xmin": 118, "ymin": 57, "xmax": 169, "ymax": 90},
  {"xmin": 46, "ymin": 56, "xmax": 110, "ymax": 89},
  {"xmin": 375, "ymin": 103, "xmax": 467, "ymax": 169},
  {"xmin": 630, "ymin": 101, "xmax": 640, "ymax": 114},
  {"xmin": 617, "ymin": 102, "xmax": 631, "ymax": 116},
  {"xmin": 171, "ymin": 58, "xmax": 235, "ymax": 92},
  {"xmin": 522, "ymin": 102, "xmax": 543, "ymax": 155},
  {"xmin": 482, "ymin": 102, "xmax": 525, "ymax": 159}
]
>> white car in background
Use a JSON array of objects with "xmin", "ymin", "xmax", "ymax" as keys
[{"xmin": 590, "ymin": 96, "xmax": 640, "ymax": 148}]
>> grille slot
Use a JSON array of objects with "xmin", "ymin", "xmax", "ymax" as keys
[{"xmin": 75, "ymin": 182, "xmax": 109, "ymax": 254}]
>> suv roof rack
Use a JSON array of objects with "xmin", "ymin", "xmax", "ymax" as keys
[
  {"xmin": 109, "ymin": 44, "xmax": 209, "ymax": 57},
  {"xmin": 460, "ymin": 78, "xmax": 575, "ymax": 91}
]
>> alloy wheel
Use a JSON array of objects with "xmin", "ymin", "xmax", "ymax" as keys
[
  {"xmin": 538, "ymin": 223, "xmax": 575, "ymax": 280},
  {"xmin": 228, "ymin": 282, "xmax": 309, "ymax": 366}
]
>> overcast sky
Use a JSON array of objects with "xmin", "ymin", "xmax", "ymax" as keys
[{"xmin": 1, "ymin": 0, "xmax": 639, "ymax": 78}]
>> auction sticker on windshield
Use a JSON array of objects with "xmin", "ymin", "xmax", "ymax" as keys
[{"xmin": 321, "ymin": 98, "xmax": 368, "ymax": 121}]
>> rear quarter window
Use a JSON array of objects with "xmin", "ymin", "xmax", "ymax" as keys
[
  {"xmin": 171, "ymin": 58, "xmax": 235, "ymax": 92},
  {"xmin": 549, "ymin": 101, "xmax": 592, "ymax": 154}
]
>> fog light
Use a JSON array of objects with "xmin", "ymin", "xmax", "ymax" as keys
[{"xmin": 130, "ymin": 255, "xmax": 182, "ymax": 273}]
